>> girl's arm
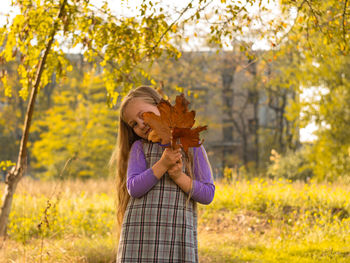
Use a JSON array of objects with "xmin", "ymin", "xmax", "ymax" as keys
[
  {"xmin": 127, "ymin": 141, "xmax": 181, "ymax": 198},
  {"xmin": 169, "ymin": 145, "xmax": 215, "ymax": 205},
  {"xmin": 127, "ymin": 140, "xmax": 160, "ymax": 198},
  {"xmin": 191, "ymin": 145, "xmax": 215, "ymax": 204}
]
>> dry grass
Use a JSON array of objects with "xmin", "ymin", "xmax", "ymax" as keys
[
  {"xmin": 1, "ymin": 177, "xmax": 350, "ymax": 262},
  {"xmin": 14, "ymin": 176, "xmax": 116, "ymax": 197},
  {"xmin": 1, "ymin": 237, "xmax": 117, "ymax": 263}
]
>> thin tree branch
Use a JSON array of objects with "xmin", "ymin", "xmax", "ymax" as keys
[
  {"xmin": 343, "ymin": 0, "xmax": 349, "ymax": 44},
  {"xmin": 305, "ymin": 0, "xmax": 324, "ymax": 34},
  {"xmin": 182, "ymin": 0, "xmax": 213, "ymax": 24},
  {"xmin": 214, "ymin": 2, "xmax": 249, "ymax": 36},
  {"xmin": 306, "ymin": 17, "xmax": 313, "ymax": 53},
  {"xmin": 146, "ymin": 0, "xmax": 195, "ymax": 58},
  {"xmin": 272, "ymin": 0, "xmax": 307, "ymax": 47}
]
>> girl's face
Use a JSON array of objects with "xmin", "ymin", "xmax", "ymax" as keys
[{"xmin": 124, "ymin": 98, "xmax": 160, "ymax": 140}]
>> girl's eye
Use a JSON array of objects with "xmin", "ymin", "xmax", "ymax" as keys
[{"xmin": 131, "ymin": 122, "xmax": 137, "ymax": 128}]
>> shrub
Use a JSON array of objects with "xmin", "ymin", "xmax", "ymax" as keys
[{"xmin": 267, "ymin": 147, "xmax": 314, "ymax": 181}]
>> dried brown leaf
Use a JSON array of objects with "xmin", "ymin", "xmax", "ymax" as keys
[{"xmin": 143, "ymin": 93, "xmax": 207, "ymax": 154}]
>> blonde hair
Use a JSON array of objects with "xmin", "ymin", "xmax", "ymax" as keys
[
  {"xmin": 109, "ymin": 86, "xmax": 204, "ymax": 244},
  {"xmin": 109, "ymin": 86, "xmax": 162, "ymax": 242}
]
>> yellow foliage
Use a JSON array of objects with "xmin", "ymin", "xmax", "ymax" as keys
[{"xmin": 0, "ymin": 160, "xmax": 16, "ymax": 171}]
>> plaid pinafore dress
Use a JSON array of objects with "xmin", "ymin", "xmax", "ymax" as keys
[{"xmin": 117, "ymin": 141, "xmax": 198, "ymax": 263}]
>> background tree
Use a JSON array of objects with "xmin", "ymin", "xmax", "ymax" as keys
[
  {"xmin": 0, "ymin": 0, "xmax": 183, "ymax": 236},
  {"xmin": 203, "ymin": 0, "xmax": 350, "ymax": 179},
  {"xmin": 0, "ymin": 62, "xmax": 23, "ymax": 168},
  {"xmin": 272, "ymin": 0, "xmax": 350, "ymax": 180},
  {"xmin": 31, "ymin": 64, "xmax": 117, "ymax": 179}
]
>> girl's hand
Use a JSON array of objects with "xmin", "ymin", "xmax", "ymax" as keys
[
  {"xmin": 168, "ymin": 158, "xmax": 183, "ymax": 180},
  {"xmin": 160, "ymin": 148, "xmax": 182, "ymax": 169}
]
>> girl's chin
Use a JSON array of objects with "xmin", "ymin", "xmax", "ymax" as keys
[{"xmin": 141, "ymin": 134, "xmax": 149, "ymax": 140}]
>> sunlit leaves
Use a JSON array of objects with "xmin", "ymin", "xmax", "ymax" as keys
[
  {"xmin": 0, "ymin": 0, "xmax": 181, "ymax": 107},
  {"xmin": 1, "ymin": 74, "xmax": 12, "ymax": 97},
  {"xmin": 66, "ymin": 4, "xmax": 179, "ymax": 105},
  {"xmin": 0, "ymin": 160, "xmax": 16, "ymax": 171}
]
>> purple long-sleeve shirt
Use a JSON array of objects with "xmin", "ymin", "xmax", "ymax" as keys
[{"xmin": 127, "ymin": 140, "xmax": 215, "ymax": 205}]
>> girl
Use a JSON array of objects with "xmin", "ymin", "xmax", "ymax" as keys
[{"xmin": 110, "ymin": 86, "xmax": 215, "ymax": 263}]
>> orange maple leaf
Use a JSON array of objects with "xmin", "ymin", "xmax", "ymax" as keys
[{"xmin": 142, "ymin": 93, "xmax": 207, "ymax": 154}]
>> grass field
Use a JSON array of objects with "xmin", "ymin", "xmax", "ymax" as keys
[{"xmin": 1, "ymin": 177, "xmax": 350, "ymax": 262}]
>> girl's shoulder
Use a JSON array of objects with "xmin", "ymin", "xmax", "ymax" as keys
[
  {"xmin": 193, "ymin": 144, "xmax": 206, "ymax": 153},
  {"xmin": 130, "ymin": 140, "xmax": 144, "ymax": 154},
  {"xmin": 131, "ymin": 139, "xmax": 142, "ymax": 148},
  {"xmin": 192, "ymin": 144, "xmax": 209, "ymax": 159},
  {"xmin": 131, "ymin": 139, "xmax": 156, "ymax": 149}
]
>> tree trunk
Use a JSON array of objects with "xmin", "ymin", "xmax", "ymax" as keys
[
  {"xmin": 239, "ymin": 113, "xmax": 249, "ymax": 167},
  {"xmin": 253, "ymin": 98, "xmax": 259, "ymax": 173},
  {"xmin": 279, "ymin": 92, "xmax": 287, "ymax": 152},
  {"xmin": 0, "ymin": 168, "xmax": 21, "ymax": 236},
  {"xmin": 248, "ymin": 59, "xmax": 259, "ymax": 173},
  {"xmin": 0, "ymin": 0, "xmax": 67, "ymax": 237},
  {"xmin": 221, "ymin": 59, "xmax": 236, "ymax": 167}
]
